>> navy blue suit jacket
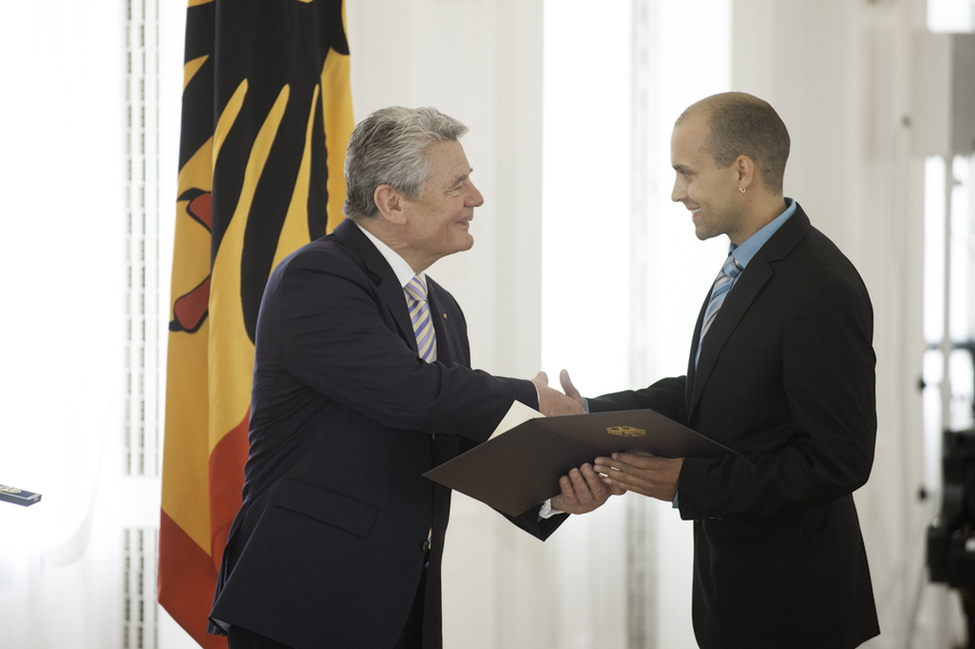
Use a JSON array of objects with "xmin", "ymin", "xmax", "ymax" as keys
[
  {"xmin": 589, "ymin": 205, "xmax": 880, "ymax": 648},
  {"xmin": 209, "ymin": 219, "xmax": 564, "ymax": 649}
]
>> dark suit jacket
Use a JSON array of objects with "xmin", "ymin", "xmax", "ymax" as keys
[
  {"xmin": 589, "ymin": 205, "xmax": 880, "ymax": 648},
  {"xmin": 208, "ymin": 219, "xmax": 565, "ymax": 649}
]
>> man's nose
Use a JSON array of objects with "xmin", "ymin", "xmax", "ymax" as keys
[
  {"xmin": 671, "ymin": 177, "xmax": 685, "ymax": 203},
  {"xmin": 467, "ymin": 182, "xmax": 484, "ymax": 207}
]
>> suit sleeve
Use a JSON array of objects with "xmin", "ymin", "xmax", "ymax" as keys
[
  {"xmin": 678, "ymin": 274, "xmax": 876, "ymax": 521},
  {"xmin": 269, "ymin": 249, "xmax": 537, "ymax": 444},
  {"xmin": 508, "ymin": 508, "xmax": 567, "ymax": 540},
  {"xmin": 587, "ymin": 376, "xmax": 687, "ymax": 422}
]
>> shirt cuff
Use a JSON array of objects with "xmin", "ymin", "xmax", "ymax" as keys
[{"xmin": 538, "ymin": 499, "xmax": 564, "ymax": 519}]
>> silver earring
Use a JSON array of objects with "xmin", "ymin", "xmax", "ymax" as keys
[{"xmin": 739, "ymin": 187, "xmax": 745, "ymax": 194}]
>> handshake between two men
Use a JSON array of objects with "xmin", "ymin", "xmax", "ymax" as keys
[{"xmin": 528, "ymin": 369, "xmax": 685, "ymax": 516}]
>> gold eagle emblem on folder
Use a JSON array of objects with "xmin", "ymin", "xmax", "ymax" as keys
[{"xmin": 607, "ymin": 426, "xmax": 646, "ymax": 438}]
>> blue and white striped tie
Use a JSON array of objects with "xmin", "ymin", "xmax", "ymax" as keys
[
  {"xmin": 405, "ymin": 276, "xmax": 437, "ymax": 363},
  {"xmin": 696, "ymin": 254, "xmax": 743, "ymax": 366}
]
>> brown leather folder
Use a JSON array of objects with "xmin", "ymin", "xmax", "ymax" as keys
[{"xmin": 423, "ymin": 409, "xmax": 734, "ymax": 516}]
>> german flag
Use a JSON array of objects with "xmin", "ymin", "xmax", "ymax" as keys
[{"xmin": 158, "ymin": 1, "xmax": 353, "ymax": 646}]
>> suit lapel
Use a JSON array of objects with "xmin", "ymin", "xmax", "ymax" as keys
[
  {"xmin": 332, "ymin": 220, "xmax": 417, "ymax": 351},
  {"xmin": 426, "ymin": 283, "xmax": 454, "ymax": 365},
  {"xmin": 688, "ymin": 206, "xmax": 812, "ymax": 415},
  {"xmin": 689, "ymin": 263, "xmax": 773, "ymax": 411}
]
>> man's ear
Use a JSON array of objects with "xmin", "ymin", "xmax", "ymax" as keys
[
  {"xmin": 374, "ymin": 185, "xmax": 407, "ymax": 225},
  {"xmin": 735, "ymin": 155, "xmax": 756, "ymax": 191}
]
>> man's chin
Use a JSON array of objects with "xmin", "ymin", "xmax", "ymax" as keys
[
  {"xmin": 442, "ymin": 236, "xmax": 475, "ymax": 259},
  {"xmin": 694, "ymin": 225, "xmax": 720, "ymax": 242}
]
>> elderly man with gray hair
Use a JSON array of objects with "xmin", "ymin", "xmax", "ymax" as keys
[{"xmin": 207, "ymin": 106, "xmax": 611, "ymax": 649}]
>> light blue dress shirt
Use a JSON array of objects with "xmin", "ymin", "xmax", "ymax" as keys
[{"xmin": 721, "ymin": 197, "xmax": 796, "ymax": 281}]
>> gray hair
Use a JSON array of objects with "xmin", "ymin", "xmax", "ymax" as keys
[
  {"xmin": 343, "ymin": 106, "xmax": 469, "ymax": 221},
  {"xmin": 677, "ymin": 92, "xmax": 790, "ymax": 195}
]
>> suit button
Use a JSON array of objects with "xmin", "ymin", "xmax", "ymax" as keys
[{"xmin": 422, "ymin": 540, "xmax": 432, "ymax": 552}]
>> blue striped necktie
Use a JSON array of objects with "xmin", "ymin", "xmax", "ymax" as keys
[
  {"xmin": 696, "ymin": 253, "xmax": 743, "ymax": 366},
  {"xmin": 405, "ymin": 276, "xmax": 437, "ymax": 363}
]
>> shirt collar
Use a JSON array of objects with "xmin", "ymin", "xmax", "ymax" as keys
[
  {"xmin": 728, "ymin": 197, "xmax": 796, "ymax": 267},
  {"xmin": 353, "ymin": 220, "xmax": 426, "ymax": 291}
]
